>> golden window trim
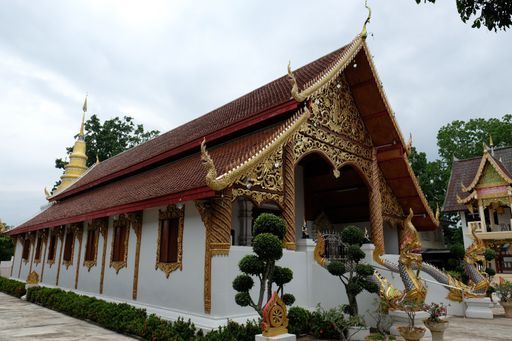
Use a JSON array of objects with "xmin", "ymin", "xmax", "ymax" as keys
[
  {"xmin": 110, "ymin": 214, "xmax": 130, "ymax": 274},
  {"xmin": 155, "ymin": 205, "xmax": 184, "ymax": 278},
  {"xmin": 22, "ymin": 234, "xmax": 34, "ymax": 264},
  {"xmin": 63, "ymin": 224, "xmax": 81, "ymax": 270},
  {"xmin": 83, "ymin": 218, "xmax": 106, "ymax": 272}
]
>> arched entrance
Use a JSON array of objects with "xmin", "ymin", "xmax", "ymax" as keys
[{"xmin": 295, "ymin": 152, "xmax": 371, "ymax": 241}]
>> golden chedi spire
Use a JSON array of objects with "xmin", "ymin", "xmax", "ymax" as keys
[{"xmin": 54, "ymin": 96, "xmax": 88, "ymax": 195}]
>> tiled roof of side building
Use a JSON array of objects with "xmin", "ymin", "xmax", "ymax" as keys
[
  {"xmin": 52, "ymin": 44, "xmax": 350, "ymax": 200},
  {"xmin": 443, "ymin": 146, "xmax": 512, "ymax": 212}
]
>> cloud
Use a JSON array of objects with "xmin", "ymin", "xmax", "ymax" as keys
[{"xmin": 0, "ymin": 0, "xmax": 511, "ymax": 225}]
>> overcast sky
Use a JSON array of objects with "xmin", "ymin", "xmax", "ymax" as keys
[{"xmin": 0, "ymin": 0, "xmax": 511, "ymax": 226}]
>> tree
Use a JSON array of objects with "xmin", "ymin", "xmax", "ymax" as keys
[
  {"xmin": 326, "ymin": 226, "xmax": 379, "ymax": 316},
  {"xmin": 408, "ymin": 147, "xmax": 449, "ymax": 210},
  {"xmin": 414, "ymin": 0, "xmax": 512, "ymax": 31},
  {"xmin": 437, "ymin": 115, "xmax": 512, "ymax": 168},
  {"xmin": 55, "ymin": 114, "xmax": 160, "ymax": 170},
  {"xmin": 232, "ymin": 213, "xmax": 295, "ymax": 316},
  {"xmin": 0, "ymin": 220, "xmax": 13, "ymax": 262}
]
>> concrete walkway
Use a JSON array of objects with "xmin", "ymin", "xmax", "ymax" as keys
[{"xmin": 0, "ymin": 292, "xmax": 134, "ymax": 340}]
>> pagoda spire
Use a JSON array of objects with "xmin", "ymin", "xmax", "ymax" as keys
[{"xmin": 53, "ymin": 96, "xmax": 89, "ymax": 195}]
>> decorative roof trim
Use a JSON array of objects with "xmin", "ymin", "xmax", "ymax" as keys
[
  {"xmin": 456, "ymin": 191, "xmax": 477, "ymax": 205},
  {"xmin": 288, "ymin": 35, "xmax": 364, "ymax": 102},
  {"xmin": 462, "ymin": 150, "xmax": 512, "ymax": 193},
  {"xmin": 201, "ymin": 106, "xmax": 311, "ymax": 191}
]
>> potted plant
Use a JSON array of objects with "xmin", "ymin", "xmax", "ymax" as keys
[
  {"xmin": 396, "ymin": 300, "xmax": 426, "ymax": 341},
  {"xmin": 495, "ymin": 278, "xmax": 512, "ymax": 318},
  {"xmin": 422, "ymin": 302, "xmax": 448, "ymax": 341}
]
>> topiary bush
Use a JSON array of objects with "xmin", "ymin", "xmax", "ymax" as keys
[
  {"xmin": 287, "ymin": 306, "xmax": 311, "ymax": 335},
  {"xmin": 326, "ymin": 226, "xmax": 378, "ymax": 316},
  {"xmin": 0, "ymin": 276, "xmax": 26, "ymax": 298},
  {"xmin": 233, "ymin": 213, "xmax": 295, "ymax": 316}
]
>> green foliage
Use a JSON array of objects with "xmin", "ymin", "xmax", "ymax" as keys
[
  {"xmin": 415, "ymin": 0, "xmax": 512, "ymax": 31},
  {"xmin": 282, "ymin": 293, "xmax": 295, "ymax": 306},
  {"xmin": 355, "ymin": 264, "xmax": 374, "ymax": 277},
  {"xmin": 484, "ymin": 248, "xmax": 497, "ymax": 261},
  {"xmin": 232, "ymin": 275, "xmax": 254, "ymax": 292},
  {"xmin": 327, "ymin": 261, "xmax": 346, "ymax": 276},
  {"xmin": 485, "ymin": 267, "xmax": 496, "ymax": 277},
  {"xmin": 26, "ymin": 286, "xmax": 261, "ymax": 340},
  {"xmin": 252, "ymin": 233, "xmax": 283, "ymax": 261},
  {"xmin": 287, "ymin": 306, "xmax": 311, "ymax": 335},
  {"xmin": 341, "ymin": 226, "xmax": 364, "ymax": 245},
  {"xmin": 272, "ymin": 266, "xmax": 293, "ymax": 287},
  {"xmin": 253, "ymin": 213, "xmax": 286, "ymax": 240},
  {"xmin": 234, "ymin": 213, "xmax": 294, "ymax": 316},
  {"xmin": 235, "ymin": 292, "xmax": 252, "ymax": 307},
  {"xmin": 0, "ymin": 235, "xmax": 14, "ymax": 261},
  {"xmin": 450, "ymin": 243, "xmax": 466, "ymax": 260},
  {"xmin": 0, "ymin": 276, "xmax": 26, "ymax": 298},
  {"xmin": 347, "ymin": 245, "xmax": 365, "ymax": 262},
  {"xmin": 238, "ymin": 255, "xmax": 264, "ymax": 275},
  {"xmin": 495, "ymin": 279, "xmax": 512, "ymax": 302},
  {"xmin": 408, "ymin": 147, "xmax": 449, "ymax": 210},
  {"xmin": 203, "ymin": 320, "xmax": 260, "ymax": 341},
  {"xmin": 309, "ymin": 305, "xmax": 364, "ymax": 340}
]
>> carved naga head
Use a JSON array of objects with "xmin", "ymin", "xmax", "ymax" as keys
[
  {"xmin": 465, "ymin": 225, "xmax": 486, "ymax": 265},
  {"xmin": 400, "ymin": 209, "xmax": 423, "ymax": 266}
]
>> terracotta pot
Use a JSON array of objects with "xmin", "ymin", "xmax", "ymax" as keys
[
  {"xmin": 397, "ymin": 326, "xmax": 426, "ymax": 341},
  {"xmin": 501, "ymin": 301, "xmax": 512, "ymax": 318},
  {"xmin": 424, "ymin": 319, "xmax": 448, "ymax": 341}
]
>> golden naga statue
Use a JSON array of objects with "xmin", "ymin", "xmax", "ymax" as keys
[{"xmin": 463, "ymin": 225, "xmax": 490, "ymax": 294}]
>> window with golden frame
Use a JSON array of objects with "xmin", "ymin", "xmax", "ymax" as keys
[
  {"xmin": 156, "ymin": 205, "xmax": 184, "ymax": 278},
  {"xmin": 62, "ymin": 229, "xmax": 75, "ymax": 269},
  {"xmin": 34, "ymin": 236, "xmax": 43, "ymax": 263},
  {"xmin": 110, "ymin": 214, "xmax": 130, "ymax": 274},
  {"xmin": 83, "ymin": 224, "xmax": 99, "ymax": 271},
  {"xmin": 21, "ymin": 238, "xmax": 31, "ymax": 261}
]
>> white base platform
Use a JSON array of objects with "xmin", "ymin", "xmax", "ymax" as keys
[
  {"xmin": 465, "ymin": 297, "xmax": 493, "ymax": 319},
  {"xmin": 389, "ymin": 310, "xmax": 431, "ymax": 340},
  {"xmin": 255, "ymin": 333, "xmax": 296, "ymax": 341}
]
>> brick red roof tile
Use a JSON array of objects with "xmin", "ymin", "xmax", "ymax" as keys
[
  {"xmin": 443, "ymin": 147, "xmax": 512, "ymax": 212},
  {"xmin": 53, "ymin": 44, "xmax": 349, "ymax": 200},
  {"xmin": 13, "ymin": 124, "xmax": 281, "ymax": 233}
]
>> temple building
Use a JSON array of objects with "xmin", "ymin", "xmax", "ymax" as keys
[
  {"xmin": 444, "ymin": 145, "xmax": 512, "ymax": 281},
  {"xmin": 7, "ymin": 31, "xmax": 439, "ymax": 327}
]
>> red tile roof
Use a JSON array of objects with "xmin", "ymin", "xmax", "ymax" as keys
[
  {"xmin": 52, "ymin": 44, "xmax": 350, "ymax": 201},
  {"xmin": 13, "ymin": 124, "xmax": 281, "ymax": 233},
  {"xmin": 443, "ymin": 147, "xmax": 512, "ymax": 212}
]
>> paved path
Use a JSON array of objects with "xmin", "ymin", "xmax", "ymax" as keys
[{"xmin": 0, "ymin": 292, "xmax": 134, "ymax": 340}]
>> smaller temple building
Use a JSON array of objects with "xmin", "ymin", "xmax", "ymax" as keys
[{"xmin": 444, "ymin": 146, "xmax": 512, "ymax": 280}]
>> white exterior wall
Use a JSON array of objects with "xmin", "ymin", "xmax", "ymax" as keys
[
  {"xmin": 18, "ymin": 238, "xmax": 32, "ymax": 281},
  {"xmin": 41, "ymin": 232, "xmax": 61, "ymax": 286},
  {"xmin": 383, "ymin": 222, "xmax": 399, "ymax": 254},
  {"xmin": 137, "ymin": 204, "xmax": 206, "ymax": 314},
  {"xmin": 460, "ymin": 211, "xmax": 472, "ymax": 249},
  {"xmin": 10, "ymin": 238, "xmax": 23, "ymax": 279},
  {"xmin": 58, "ymin": 225, "xmax": 77, "ymax": 290},
  {"xmin": 102, "ymin": 216, "xmax": 134, "ymax": 300}
]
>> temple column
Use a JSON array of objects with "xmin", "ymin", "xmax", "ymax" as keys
[
  {"xmin": 478, "ymin": 200, "xmax": 487, "ymax": 233},
  {"xmin": 282, "ymin": 142, "xmax": 296, "ymax": 250},
  {"xmin": 370, "ymin": 149, "xmax": 385, "ymax": 261}
]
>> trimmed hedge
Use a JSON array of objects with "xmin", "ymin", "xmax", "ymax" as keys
[
  {"xmin": 0, "ymin": 276, "xmax": 26, "ymax": 298},
  {"xmin": 26, "ymin": 286, "xmax": 259, "ymax": 340}
]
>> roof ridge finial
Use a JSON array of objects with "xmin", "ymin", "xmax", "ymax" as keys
[
  {"xmin": 361, "ymin": 0, "xmax": 372, "ymax": 39},
  {"xmin": 80, "ymin": 94, "xmax": 88, "ymax": 137}
]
